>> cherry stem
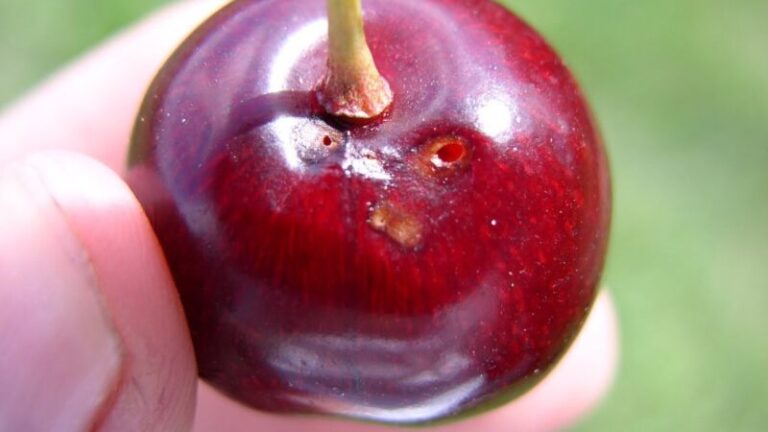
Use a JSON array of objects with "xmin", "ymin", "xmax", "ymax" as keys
[{"xmin": 317, "ymin": 0, "xmax": 393, "ymax": 120}]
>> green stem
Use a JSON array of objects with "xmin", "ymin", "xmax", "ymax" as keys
[{"xmin": 317, "ymin": 0, "xmax": 393, "ymax": 120}]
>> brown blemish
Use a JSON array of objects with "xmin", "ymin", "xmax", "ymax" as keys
[{"xmin": 369, "ymin": 202, "xmax": 423, "ymax": 249}]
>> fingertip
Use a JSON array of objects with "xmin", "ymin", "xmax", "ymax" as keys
[
  {"xmin": 0, "ymin": 154, "xmax": 124, "ymax": 431},
  {"xmin": 0, "ymin": 151, "xmax": 197, "ymax": 431}
]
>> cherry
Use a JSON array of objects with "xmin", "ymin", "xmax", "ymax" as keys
[{"xmin": 127, "ymin": 0, "xmax": 610, "ymax": 425}]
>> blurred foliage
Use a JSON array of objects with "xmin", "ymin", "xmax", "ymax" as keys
[{"xmin": 1, "ymin": 0, "xmax": 766, "ymax": 430}]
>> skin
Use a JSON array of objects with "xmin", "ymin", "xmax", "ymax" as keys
[{"xmin": 0, "ymin": 1, "xmax": 619, "ymax": 430}]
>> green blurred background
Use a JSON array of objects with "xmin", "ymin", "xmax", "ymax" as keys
[{"xmin": 1, "ymin": 0, "xmax": 766, "ymax": 430}]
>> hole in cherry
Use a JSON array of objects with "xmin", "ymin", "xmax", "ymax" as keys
[
  {"xmin": 322, "ymin": 135, "xmax": 333, "ymax": 146},
  {"xmin": 436, "ymin": 141, "xmax": 466, "ymax": 163}
]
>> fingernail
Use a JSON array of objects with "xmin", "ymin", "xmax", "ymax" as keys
[{"xmin": 0, "ymin": 158, "xmax": 124, "ymax": 431}]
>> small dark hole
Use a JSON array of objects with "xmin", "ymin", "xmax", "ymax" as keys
[
  {"xmin": 322, "ymin": 135, "xmax": 333, "ymax": 146},
  {"xmin": 436, "ymin": 142, "xmax": 466, "ymax": 163}
]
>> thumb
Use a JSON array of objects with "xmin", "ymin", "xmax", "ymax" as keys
[{"xmin": 0, "ymin": 151, "xmax": 196, "ymax": 431}]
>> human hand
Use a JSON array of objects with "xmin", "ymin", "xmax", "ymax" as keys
[{"xmin": 0, "ymin": 1, "xmax": 618, "ymax": 430}]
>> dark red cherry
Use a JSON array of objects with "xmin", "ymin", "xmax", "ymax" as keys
[{"xmin": 127, "ymin": 0, "xmax": 610, "ymax": 424}]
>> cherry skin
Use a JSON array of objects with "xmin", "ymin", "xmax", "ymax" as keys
[{"xmin": 127, "ymin": 0, "xmax": 610, "ymax": 425}]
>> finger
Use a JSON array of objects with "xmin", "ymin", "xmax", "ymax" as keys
[
  {"xmin": 192, "ymin": 291, "xmax": 619, "ymax": 432},
  {"xmin": 0, "ymin": 0, "xmax": 227, "ymax": 173},
  {"xmin": 0, "ymin": 151, "xmax": 196, "ymax": 431}
]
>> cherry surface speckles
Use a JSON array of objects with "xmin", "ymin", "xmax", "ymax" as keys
[{"xmin": 127, "ymin": 0, "xmax": 610, "ymax": 425}]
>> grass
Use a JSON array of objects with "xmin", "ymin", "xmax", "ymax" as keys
[{"xmin": 2, "ymin": 0, "xmax": 766, "ymax": 430}]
